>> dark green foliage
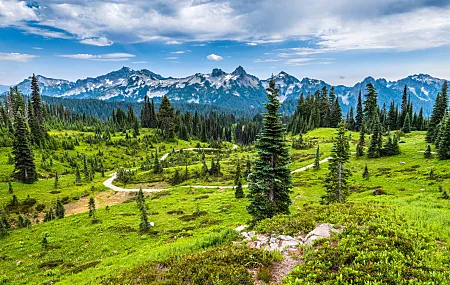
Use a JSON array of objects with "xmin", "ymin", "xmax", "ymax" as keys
[
  {"xmin": 41, "ymin": 233, "xmax": 48, "ymax": 249},
  {"xmin": 441, "ymin": 191, "xmax": 450, "ymax": 200},
  {"xmin": 314, "ymin": 145, "xmax": 320, "ymax": 170},
  {"xmin": 101, "ymin": 243, "xmax": 279, "ymax": 285},
  {"xmin": 54, "ymin": 171, "xmax": 59, "ymax": 189},
  {"xmin": 329, "ymin": 97, "xmax": 342, "ymax": 128},
  {"xmin": 367, "ymin": 116, "xmax": 383, "ymax": 158},
  {"xmin": 402, "ymin": 112, "xmax": 411, "ymax": 133},
  {"xmin": 55, "ymin": 198, "xmax": 65, "ymax": 219},
  {"xmin": 235, "ymin": 180, "xmax": 244, "ymax": 199},
  {"xmin": 88, "ymin": 197, "xmax": 96, "ymax": 218},
  {"xmin": 382, "ymin": 132, "xmax": 400, "ymax": 157},
  {"xmin": 75, "ymin": 165, "xmax": 81, "ymax": 183},
  {"xmin": 9, "ymin": 194, "xmax": 18, "ymax": 206},
  {"xmin": 424, "ymin": 144, "xmax": 432, "ymax": 159},
  {"xmin": 426, "ymin": 81, "xmax": 448, "ymax": 143},
  {"xmin": 322, "ymin": 120, "xmax": 351, "ymax": 204},
  {"xmin": 247, "ymin": 78, "xmax": 293, "ymax": 223},
  {"xmin": 8, "ymin": 181, "xmax": 13, "ymax": 194},
  {"xmin": 234, "ymin": 159, "xmax": 241, "ymax": 185},
  {"xmin": 356, "ymin": 128, "xmax": 365, "ymax": 158},
  {"xmin": 12, "ymin": 108, "xmax": 37, "ymax": 183},
  {"xmin": 158, "ymin": 96, "xmax": 175, "ymax": 139},
  {"xmin": 355, "ymin": 90, "xmax": 364, "ymax": 131},
  {"xmin": 153, "ymin": 150, "xmax": 163, "ymax": 174},
  {"xmin": 29, "ymin": 74, "xmax": 47, "ymax": 144},
  {"xmin": 43, "ymin": 207, "xmax": 55, "ymax": 222},
  {"xmin": 362, "ymin": 165, "xmax": 369, "ymax": 180},
  {"xmin": 438, "ymin": 114, "xmax": 450, "ymax": 160},
  {"xmin": 363, "ymin": 83, "xmax": 378, "ymax": 131},
  {"xmin": 0, "ymin": 216, "xmax": 9, "ymax": 238}
]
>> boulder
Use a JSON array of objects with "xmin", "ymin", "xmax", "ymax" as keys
[{"xmin": 304, "ymin": 223, "xmax": 339, "ymax": 246}]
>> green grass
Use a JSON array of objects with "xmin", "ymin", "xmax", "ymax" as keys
[{"xmin": 2, "ymin": 128, "xmax": 450, "ymax": 284}]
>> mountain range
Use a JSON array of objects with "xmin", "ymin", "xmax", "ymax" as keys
[{"xmin": 3, "ymin": 66, "xmax": 447, "ymax": 115}]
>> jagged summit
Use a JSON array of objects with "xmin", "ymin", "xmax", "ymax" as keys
[{"xmin": 4, "ymin": 67, "xmax": 447, "ymax": 115}]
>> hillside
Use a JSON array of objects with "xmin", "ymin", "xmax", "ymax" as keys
[{"xmin": 6, "ymin": 67, "xmax": 447, "ymax": 115}]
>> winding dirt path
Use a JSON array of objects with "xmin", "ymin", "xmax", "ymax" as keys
[{"xmin": 103, "ymin": 151, "xmax": 332, "ymax": 192}]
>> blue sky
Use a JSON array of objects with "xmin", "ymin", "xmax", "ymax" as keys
[{"xmin": 1, "ymin": 0, "xmax": 450, "ymax": 86}]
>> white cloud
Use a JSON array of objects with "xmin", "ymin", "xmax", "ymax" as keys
[
  {"xmin": 79, "ymin": 36, "xmax": 113, "ymax": 46},
  {"xmin": 59, "ymin": 53, "xmax": 135, "ymax": 61},
  {"xmin": 2, "ymin": 0, "xmax": 450, "ymax": 52},
  {"xmin": 254, "ymin": 59, "xmax": 279, "ymax": 63},
  {"xmin": 0, "ymin": 52, "xmax": 38, "ymax": 62},
  {"xmin": 171, "ymin": 51, "xmax": 186, "ymax": 54},
  {"xmin": 32, "ymin": 47, "xmax": 43, "ymax": 50},
  {"xmin": 0, "ymin": 0, "xmax": 38, "ymax": 25},
  {"xmin": 132, "ymin": 61, "xmax": 148, "ymax": 64},
  {"xmin": 165, "ymin": 57, "xmax": 179, "ymax": 60},
  {"xmin": 166, "ymin": 40, "xmax": 183, "ymax": 45},
  {"xmin": 207, "ymin": 54, "xmax": 223, "ymax": 61}
]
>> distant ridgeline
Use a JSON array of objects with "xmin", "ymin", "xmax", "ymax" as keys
[{"xmin": 2, "ymin": 66, "xmax": 448, "ymax": 116}]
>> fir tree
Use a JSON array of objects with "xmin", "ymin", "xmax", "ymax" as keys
[
  {"xmin": 356, "ymin": 128, "xmax": 365, "ymax": 158},
  {"xmin": 8, "ymin": 181, "xmax": 13, "ymax": 194},
  {"xmin": 41, "ymin": 233, "xmax": 48, "ymax": 249},
  {"xmin": 367, "ymin": 115, "xmax": 382, "ymax": 158},
  {"xmin": 234, "ymin": 159, "xmax": 241, "ymax": 185},
  {"xmin": 329, "ymin": 97, "xmax": 342, "ymax": 128},
  {"xmin": 12, "ymin": 108, "xmax": 36, "ymax": 183},
  {"xmin": 438, "ymin": 114, "xmax": 450, "ymax": 160},
  {"xmin": 314, "ymin": 145, "xmax": 320, "ymax": 170},
  {"xmin": 158, "ymin": 96, "xmax": 175, "ymax": 139},
  {"xmin": 362, "ymin": 165, "xmax": 369, "ymax": 180},
  {"xmin": 235, "ymin": 180, "xmax": 244, "ymax": 198},
  {"xmin": 363, "ymin": 83, "xmax": 379, "ymax": 132},
  {"xmin": 426, "ymin": 81, "xmax": 448, "ymax": 143},
  {"xmin": 30, "ymin": 74, "xmax": 46, "ymax": 144},
  {"xmin": 55, "ymin": 198, "xmax": 65, "ymax": 219},
  {"xmin": 88, "ymin": 197, "xmax": 96, "ymax": 218},
  {"xmin": 153, "ymin": 150, "xmax": 163, "ymax": 174},
  {"xmin": 247, "ymin": 77, "xmax": 293, "ymax": 223},
  {"xmin": 355, "ymin": 90, "xmax": 364, "ymax": 131},
  {"xmin": 54, "ymin": 171, "xmax": 59, "ymax": 189},
  {"xmin": 424, "ymin": 144, "xmax": 432, "ymax": 159},
  {"xmin": 139, "ymin": 204, "xmax": 149, "ymax": 232},
  {"xmin": 402, "ymin": 113, "xmax": 411, "ymax": 133},
  {"xmin": 75, "ymin": 165, "xmax": 81, "ymax": 183},
  {"xmin": 83, "ymin": 156, "xmax": 89, "ymax": 182},
  {"xmin": 322, "ymin": 120, "xmax": 351, "ymax": 204}
]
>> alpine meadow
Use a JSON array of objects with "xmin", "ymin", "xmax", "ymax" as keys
[{"xmin": 2, "ymin": 1, "xmax": 450, "ymax": 284}]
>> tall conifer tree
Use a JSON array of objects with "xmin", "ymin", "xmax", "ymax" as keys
[
  {"xmin": 12, "ymin": 108, "xmax": 36, "ymax": 183},
  {"xmin": 247, "ymin": 77, "xmax": 292, "ymax": 223}
]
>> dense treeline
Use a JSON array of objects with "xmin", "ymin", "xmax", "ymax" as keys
[{"xmin": 288, "ymin": 84, "xmax": 427, "ymax": 135}]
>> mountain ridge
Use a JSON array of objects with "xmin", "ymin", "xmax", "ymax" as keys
[{"xmin": 5, "ymin": 67, "xmax": 448, "ymax": 115}]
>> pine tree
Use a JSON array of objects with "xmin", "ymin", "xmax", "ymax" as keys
[
  {"xmin": 54, "ymin": 171, "xmax": 59, "ymax": 189},
  {"xmin": 55, "ymin": 198, "xmax": 65, "ymax": 219},
  {"xmin": 402, "ymin": 113, "xmax": 411, "ymax": 133},
  {"xmin": 234, "ymin": 159, "xmax": 241, "ymax": 185},
  {"xmin": 400, "ymin": 85, "xmax": 408, "ymax": 128},
  {"xmin": 355, "ymin": 90, "xmax": 364, "ymax": 131},
  {"xmin": 322, "ymin": 120, "xmax": 351, "ymax": 204},
  {"xmin": 235, "ymin": 180, "xmax": 244, "ymax": 198},
  {"xmin": 356, "ymin": 128, "xmax": 365, "ymax": 158},
  {"xmin": 8, "ymin": 181, "xmax": 13, "ymax": 194},
  {"xmin": 424, "ymin": 144, "xmax": 432, "ymax": 159},
  {"xmin": 158, "ymin": 96, "xmax": 175, "ymax": 139},
  {"xmin": 29, "ymin": 74, "xmax": 46, "ymax": 144},
  {"xmin": 12, "ymin": 108, "xmax": 36, "ymax": 183},
  {"xmin": 88, "ymin": 197, "xmax": 96, "ymax": 218},
  {"xmin": 136, "ymin": 188, "xmax": 144, "ymax": 207},
  {"xmin": 314, "ymin": 145, "xmax": 320, "ymax": 170},
  {"xmin": 41, "ymin": 233, "xmax": 48, "ymax": 249},
  {"xmin": 367, "ymin": 115, "xmax": 382, "ymax": 158},
  {"xmin": 387, "ymin": 100, "xmax": 398, "ymax": 130},
  {"xmin": 438, "ymin": 114, "xmax": 450, "ymax": 160},
  {"xmin": 139, "ymin": 204, "xmax": 149, "ymax": 232},
  {"xmin": 329, "ymin": 97, "xmax": 342, "ymax": 128},
  {"xmin": 426, "ymin": 81, "xmax": 448, "ymax": 143},
  {"xmin": 363, "ymin": 83, "xmax": 379, "ymax": 132},
  {"xmin": 75, "ymin": 165, "xmax": 81, "ymax": 183},
  {"xmin": 362, "ymin": 165, "xmax": 369, "ymax": 180},
  {"xmin": 153, "ymin": 150, "xmax": 163, "ymax": 174},
  {"xmin": 247, "ymin": 77, "xmax": 293, "ymax": 223},
  {"xmin": 83, "ymin": 157, "xmax": 89, "ymax": 182}
]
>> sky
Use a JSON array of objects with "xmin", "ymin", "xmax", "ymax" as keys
[{"xmin": 1, "ymin": 0, "xmax": 450, "ymax": 86}]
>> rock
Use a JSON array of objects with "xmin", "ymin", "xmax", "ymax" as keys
[
  {"xmin": 241, "ymin": 232, "xmax": 251, "ymax": 241},
  {"xmin": 16, "ymin": 261, "xmax": 21, "ymax": 266},
  {"xmin": 149, "ymin": 222, "xmax": 155, "ymax": 227},
  {"xmin": 234, "ymin": 225, "xmax": 248, "ymax": 232},
  {"xmin": 304, "ymin": 223, "xmax": 339, "ymax": 246},
  {"xmin": 113, "ymin": 250, "xmax": 118, "ymax": 254},
  {"xmin": 248, "ymin": 231, "xmax": 256, "ymax": 238},
  {"xmin": 400, "ymin": 161, "xmax": 406, "ymax": 165},
  {"xmin": 281, "ymin": 239, "xmax": 300, "ymax": 249}
]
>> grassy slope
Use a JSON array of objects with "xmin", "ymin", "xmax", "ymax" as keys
[{"xmin": 1, "ymin": 128, "xmax": 450, "ymax": 284}]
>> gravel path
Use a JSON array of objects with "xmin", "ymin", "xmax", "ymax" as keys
[{"xmin": 103, "ymin": 148, "xmax": 331, "ymax": 192}]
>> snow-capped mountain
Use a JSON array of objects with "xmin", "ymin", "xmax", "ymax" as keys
[
  {"xmin": 6, "ymin": 67, "xmax": 447, "ymax": 115},
  {"xmin": 0, "ymin": 85, "xmax": 10, "ymax": 94}
]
